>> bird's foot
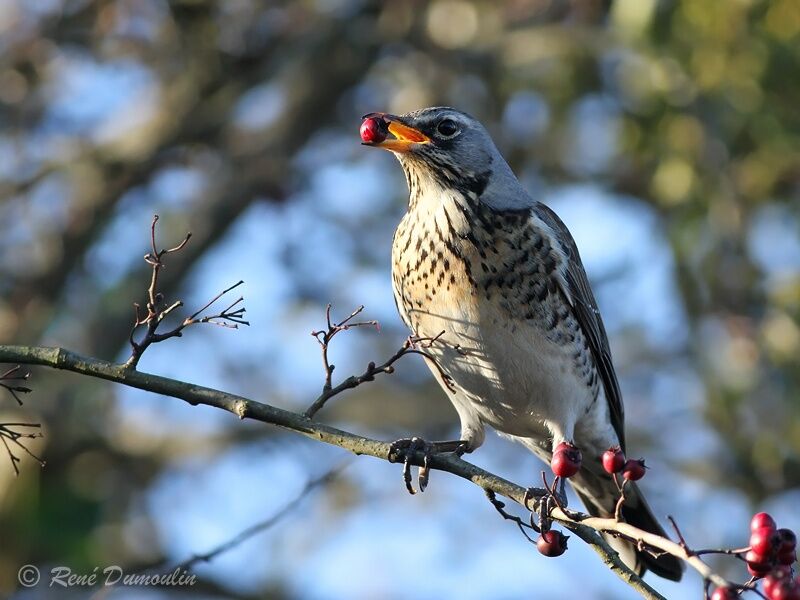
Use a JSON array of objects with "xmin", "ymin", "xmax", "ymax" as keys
[
  {"xmin": 388, "ymin": 437, "xmax": 468, "ymax": 495},
  {"xmin": 525, "ymin": 474, "xmax": 571, "ymax": 531}
]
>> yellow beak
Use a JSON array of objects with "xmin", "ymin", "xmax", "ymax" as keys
[{"xmin": 362, "ymin": 113, "xmax": 431, "ymax": 153}]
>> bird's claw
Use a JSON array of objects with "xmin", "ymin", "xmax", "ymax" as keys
[
  {"xmin": 388, "ymin": 437, "xmax": 468, "ymax": 495},
  {"xmin": 388, "ymin": 437, "xmax": 429, "ymax": 494},
  {"xmin": 526, "ymin": 476, "xmax": 569, "ymax": 531}
]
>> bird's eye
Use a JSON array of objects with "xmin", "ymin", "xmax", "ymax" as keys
[{"xmin": 436, "ymin": 119, "xmax": 459, "ymax": 137}]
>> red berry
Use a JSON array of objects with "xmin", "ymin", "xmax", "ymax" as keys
[
  {"xmin": 751, "ymin": 527, "xmax": 781, "ymax": 556},
  {"xmin": 770, "ymin": 579, "xmax": 800, "ymax": 600},
  {"xmin": 746, "ymin": 550, "xmax": 772, "ymax": 578},
  {"xmin": 766, "ymin": 577, "xmax": 780, "ymax": 597},
  {"xmin": 771, "ymin": 566, "xmax": 793, "ymax": 581},
  {"xmin": 551, "ymin": 442, "xmax": 582, "ymax": 478},
  {"xmin": 602, "ymin": 446, "xmax": 626, "ymax": 474},
  {"xmin": 537, "ymin": 530, "xmax": 569, "ymax": 557},
  {"xmin": 766, "ymin": 568, "xmax": 794, "ymax": 597},
  {"xmin": 359, "ymin": 117, "xmax": 387, "ymax": 144},
  {"xmin": 752, "ymin": 512, "xmax": 777, "ymax": 533},
  {"xmin": 622, "ymin": 458, "xmax": 647, "ymax": 481},
  {"xmin": 778, "ymin": 529, "xmax": 798, "ymax": 554},
  {"xmin": 710, "ymin": 587, "xmax": 737, "ymax": 600},
  {"xmin": 778, "ymin": 550, "xmax": 797, "ymax": 566}
]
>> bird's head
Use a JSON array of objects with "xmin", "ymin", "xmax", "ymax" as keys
[{"xmin": 362, "ymin": 106, "xmax": 530, "ymax": 211}]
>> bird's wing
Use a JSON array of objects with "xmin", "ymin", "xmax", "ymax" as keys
[{"xmin": 531, "ymin": 202, "xmax": 626, "ymax": 450}]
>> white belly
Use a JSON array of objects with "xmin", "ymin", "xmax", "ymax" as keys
[{"xmin": 405, "ymin": 290, "xmax": 609, "ymax": 448}]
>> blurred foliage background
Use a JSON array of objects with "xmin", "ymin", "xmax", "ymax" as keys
[{"xmin": 1, "ymin": 0, "xmax": 799, "ymax": 598}]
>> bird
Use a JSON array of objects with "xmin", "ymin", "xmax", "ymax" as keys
[{"xmin": 361, "ymin": 106, "xmax": 684, "ymax": 582}]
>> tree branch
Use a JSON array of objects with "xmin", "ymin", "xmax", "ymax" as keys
[{"xmin": 0, "ymin": 344, "xmax": 736, "ymax": 599}]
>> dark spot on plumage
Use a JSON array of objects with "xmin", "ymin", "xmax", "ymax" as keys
[
  {"xmin": 534, "ymin": 281, "xmax": 548, "ymax": 302},
  {"xmin": 452, "ymin": 199, "xmax": 471, "ymax": 224},
  {"xmin": 543, "ymin": 254, "xmax": 556, "ymax": 274},
  {"xmin": 465, "ymin": 169, "xmax": 491, "ymax": 198}
]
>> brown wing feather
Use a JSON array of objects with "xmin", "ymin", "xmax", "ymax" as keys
[{"xmin": 532, "ymin": 203, "xmax": 626, "ymax": 450}]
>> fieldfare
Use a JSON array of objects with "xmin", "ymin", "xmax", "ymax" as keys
[{"xmin": 362, "ymin": 107, "xmax": 683, "ymax": 581}]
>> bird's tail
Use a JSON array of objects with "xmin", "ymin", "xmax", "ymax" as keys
[{"xmin": 570, "ymin": 469, "xmax": 684, "ymax": 582}]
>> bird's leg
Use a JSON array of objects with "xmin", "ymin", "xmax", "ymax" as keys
[
  {"xmin": 532, "ymin": 471, "xmax": 572, "ymax": 532},
  {"xmin": 388, "ymin": 437, "xmax": 469, "ymax": 494},
  {"xmin": 552, "ymin": 475, "xmax": 569, "ymax": 508}
]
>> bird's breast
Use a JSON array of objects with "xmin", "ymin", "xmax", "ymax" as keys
[{"xmin": 390, "ymin": 194, "xmax": 599, "ymax": 436}]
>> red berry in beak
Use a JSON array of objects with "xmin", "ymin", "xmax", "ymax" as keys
[
  {"xmin": 537, "ymin": 530, "xmax": 569, "ymax": 557},
  {"xmin": 551, "ymin": 442, "xmax": 582, "ymax": 478},
  {"xmin": 751, "ymin": 512, "xmax": 777, "ymax": 532},
  {"xmin": 710, "ymin": 587, "xmax": 737, "ymax": 600},
  {"xmin": 360, "ymin": 117, "xmax": 387, "ymax": 144},
  {"xmin": 602, "ymin": 446, "xmax": 625, "ymax": 474},
  {"xmin": 622, "ymin": 458, "xmax": 647, "ymax": 481}
]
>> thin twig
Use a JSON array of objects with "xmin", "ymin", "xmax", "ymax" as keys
[
  {"xmin": 304, "ymin": 306, "xmax": 452, "ymax": 419},
  {"xmin": 485, "ymin": 489, "xmax": 541, "ymax": 541},
  {"xmin": 0, "ymin": 422, "xmax": 45, "ymax": 476},
  {"xmin": 126, "ymin": 216, "xmax": 248, "ymax": 368},
  {"xmin": 0, "ymin": 365, "xmax": 32, "ymax": 405}
]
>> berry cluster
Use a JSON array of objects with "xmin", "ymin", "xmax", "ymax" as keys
[
  {"xmin": 602, "ymin": 446, "xmax": 647, "ymax": 481},
  {"xmin": 744, "ymin": 512, "xmax": 798, "ymax": 599},
  {"xmin": 540, "ymin": 444, "xmax": 649, "ymax": 558},
  {"xmin": 540, "ymin": 445, "xmax": 797, "ymax": 600},
  {"xmin": 706, "ymin": 512, "xmax": 798, "ymax": 600}
]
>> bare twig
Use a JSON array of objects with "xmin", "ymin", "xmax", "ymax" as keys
[
  {"xmin": 126, "ymin": 216, "xmax": 248, "ymax": 368},
  {"xmin": 304, "ymin": 306, "xmax": 453, "ymax": 418},
  {"xmin": 485, "ymin": 489, "xmax": 541, "ymax": 541},
  {"xmin": 0, "ymin": 365, "xmax": 32, "ymax": 405},
  {"xmin": 0, "ymin": 422, "xmax": 45, "ymax": 476},
  {"xmin": 310, "ymin": 304, "xmax": 380, "ymax": 400}
]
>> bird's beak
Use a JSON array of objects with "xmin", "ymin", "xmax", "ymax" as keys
[{"xmin": 362, "ymin": 112, "xmax": 431, "ymax": 153}]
